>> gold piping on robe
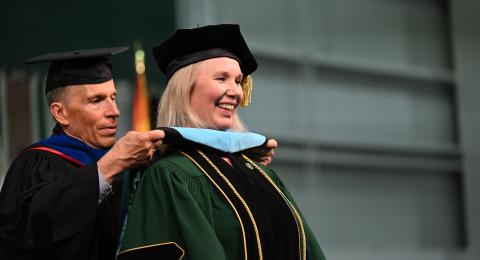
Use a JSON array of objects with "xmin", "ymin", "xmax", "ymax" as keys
[
  {"xmin": 194, "ymin": 149, "xmax": 263, "ymax": 260},
  {"xmin": 118, "ymin": 241, "xmax": 185, "ymax": 259},
  {"xmin": 180, "ymin": 150, "xmax": 250, "ymax": 260}
]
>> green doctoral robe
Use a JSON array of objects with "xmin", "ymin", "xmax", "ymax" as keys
[{"xmin": 118, "ymin": 146, "xmax": 326, "ymax": 260}]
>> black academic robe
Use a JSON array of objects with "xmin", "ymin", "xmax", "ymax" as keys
[{"xmin": 0, "ymin": 149, "xmax": 120, "ymax": 260}]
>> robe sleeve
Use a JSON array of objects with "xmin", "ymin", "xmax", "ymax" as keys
[
  {"xmin": 253, "ymin": 162, "xmax": 327, "ymax": 260},
  {"xmin": 118, "ymin": 158, "xmax": 228, "ymax": 260},
  {"xmin": 0, "ymin": 150, "xmax": 100, "ymax": 252}
]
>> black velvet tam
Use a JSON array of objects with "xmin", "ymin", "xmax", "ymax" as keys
[{"xmin": 152, "ymin": 24, "xmax": 257, "ymax": 79}]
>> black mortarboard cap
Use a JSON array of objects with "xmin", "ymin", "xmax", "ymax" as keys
[
  {"xmin": 152, "ymin": 24, "xmax": 257, "ymax": 79},
  {"xmin": 25, "ymin": 46, "xmax": 129, "ymax": 94}
]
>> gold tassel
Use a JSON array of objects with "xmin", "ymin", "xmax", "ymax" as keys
[{"xmin": 240, "ymin": 75, "xmax": 253, "ymax": 107}]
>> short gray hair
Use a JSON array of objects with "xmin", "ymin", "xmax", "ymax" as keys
[{"xmin": 46, "ymin": 86, "xmax": 71, "ymax": 106}]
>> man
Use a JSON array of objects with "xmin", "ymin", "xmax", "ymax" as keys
[
  {"xmin": 0, "ymin": 46, "xmax": 277, "ymax": 260},
  {"xmin": 0, "ymin": 47, "xmax": 165, "ymax": 260}
]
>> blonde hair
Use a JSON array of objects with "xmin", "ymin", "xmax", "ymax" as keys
[{"xmin": 156, "ymin": 62, "xmax": 247, "ymax": 131}]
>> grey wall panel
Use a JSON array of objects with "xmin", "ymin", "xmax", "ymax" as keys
[
  {"xmin": 215, "ymin": 0, "xmax": 301, "ymax": 48},
  {"xmin": 273, "ymin": 163, "xmax": 464, "ymax": 249},
  {"xmin": 213, "ymin": 0, "xmax": 451, "ymax": 70},
  {"xmin": 241, "ymin": 62, "xmax": 456, "ymax": 147},
  {"xmin": 450, "ymin": 0, "xmax": 480, "ymax": 258},
  {"xmin": 309, "ymin": 70, "xmax": 455, "ymax": 146},
  {"xmin": 322, "ymin": 0, "xmax": 451, "ymax": 68}
]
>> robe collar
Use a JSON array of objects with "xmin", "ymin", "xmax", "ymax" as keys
[{"xmin": 30, "ymin": 133, "xmax": 109, "ymax": 166}]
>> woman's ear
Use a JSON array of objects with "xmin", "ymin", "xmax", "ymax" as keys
[{"xmin": 50, "ymin": 102, "xmax": 69, "ymax": 127}]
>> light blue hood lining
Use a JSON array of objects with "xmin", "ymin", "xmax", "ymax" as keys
[{"xmin": 172, "ymin": 127, "xmax": 266, "ymax": 153}]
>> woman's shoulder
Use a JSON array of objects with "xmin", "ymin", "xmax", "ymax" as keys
[
  {"xmin": 136, "ymin": 152, "xmax": 213, "ymax": 195},
  {"xmin": 145, "ymin": 152, "xmax": 204, "ymax": 178}
]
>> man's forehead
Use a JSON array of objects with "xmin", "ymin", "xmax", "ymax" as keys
[{"xmin": 67, "ymin": 80, "xmax": 116, "ymax": 96}]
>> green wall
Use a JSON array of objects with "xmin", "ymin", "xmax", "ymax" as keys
[{"xmin": 0, "ymin": 0, "xmax": 176, "ymax": 85}]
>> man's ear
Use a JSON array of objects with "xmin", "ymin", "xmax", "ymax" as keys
[{"xmin": 50, "ymin": 102, "xmax": 69, "ymax": 126}]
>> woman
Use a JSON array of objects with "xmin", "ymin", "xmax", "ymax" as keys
[{"xmin": 118, "ymin": 24, "xmax": 326, "ymax": 260}]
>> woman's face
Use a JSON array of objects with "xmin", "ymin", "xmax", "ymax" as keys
[{"xmin": 190, "ymin": 57, "xmax": 243, "ymax": 130}]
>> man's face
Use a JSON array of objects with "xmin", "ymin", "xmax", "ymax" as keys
[{"xmin": 61, "ymin": 80, "xmax": 120, "ymax": 148}]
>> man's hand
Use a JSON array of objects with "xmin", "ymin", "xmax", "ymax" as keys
[
  {"xmin": 97, "ymin": 129, "xmax": 165, "ymax": 183},
  {"xmin": 246, "ymin": 138, "xmax": 278, "ymax": 166}
]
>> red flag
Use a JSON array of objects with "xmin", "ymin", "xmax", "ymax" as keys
[{"xmin": 131, "ymin": 48, "xmax": 151, "ymax": 131}]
